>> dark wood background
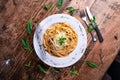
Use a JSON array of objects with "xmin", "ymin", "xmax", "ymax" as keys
[{"xmin": 0, "ymin": 0, "xmax": 120, "ymax": 80}]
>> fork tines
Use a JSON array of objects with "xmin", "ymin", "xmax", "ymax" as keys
[{"xmin": 80, "ymin": 9, "xmax": 86, "ymax": 18}]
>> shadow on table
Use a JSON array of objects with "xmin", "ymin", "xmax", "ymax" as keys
[{"xmin": 102, "ymin": 51, "xmax": 120, "ymax": 80}]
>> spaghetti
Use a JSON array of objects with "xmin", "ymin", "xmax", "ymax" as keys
[{"xmin": 43, "ymin": 22, "xmax": 78, "ymax": 57}]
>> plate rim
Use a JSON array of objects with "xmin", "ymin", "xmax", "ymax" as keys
[{"xmin": 33, "ymin": 13, "xmax": 87, "ymax": 68}]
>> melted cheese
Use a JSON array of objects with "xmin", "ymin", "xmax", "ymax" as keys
[{"xmin": 53, "ymin": 31, "xmax": 68, "ymax": 48}]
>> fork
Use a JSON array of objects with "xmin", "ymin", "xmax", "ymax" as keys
[{"xmin": 80, "ymin": 9, "xmax": 97, "ymax": 42}]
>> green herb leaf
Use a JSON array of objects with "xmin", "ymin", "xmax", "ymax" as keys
[
  {"xmin": 43, "ymin": 4, "xmax": 52, "ymax": 11},
  {"xmin": 86, "ymin": 61, "xmax": 98, "ymax": 68},
  {"xmin": 70, "ymin": 66, "xmax": 78, "ymax": 75},
  {"xmin": 26, "ymin": 20, "xmax": 32, "ymax": 34},
  {"xmin": 66, "ymin": 7, "xmax": 75, "ymax": 16},
  {"xmin": 57, "ymin": 0, "xmax": 63, "ymax": 9},
  {"xmin": 21, "ymin": 38, "xmax": 33, "ymax": 51},
  {"xmin": 38, "ymin": 65, "xmax": 47, "ymax": 74},
  {"xmin": 59, "ymin": 36, "xmax": 67, "ymax": 45},
  {"xmin": 89, "ymin": 16, "xmax": 98, "ymax": 32},
  {"xmin": 90, "ymin": 16, "xmax": 96, "ymax": 24},
  {"xmin": 53, "ymin": 68, "xmax": 60, "ymax": 73},
  {"xmin": 87, "ymin": 26, "xmax": 94, "ymax": 33},
  {"xmin": 24, "ymin": 61, "xmax": 31, "ymax": 67}
]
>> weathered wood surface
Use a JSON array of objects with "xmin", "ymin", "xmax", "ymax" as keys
[{"xmin": 0, "ymin": 0, "xmax": 120, "ymax": 80}]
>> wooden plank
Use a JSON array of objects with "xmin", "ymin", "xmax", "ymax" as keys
[
  {"xmin": 75, "ymin": 0, "xmax": 120, "ymax": 80},
  {"xmin": 0, "ymin": 0, "xmax": 120, "ymax": 80},
  {"xmin": 0, "ymin": 0, "xmax": 60, "ymax": 79},
  {"xmin": 0, "ymin": 0, "xmax": 96, "ymax": 80},
  {"xmin": 77, "ymin": 20, "xmax": 120, "ymax": 80}
]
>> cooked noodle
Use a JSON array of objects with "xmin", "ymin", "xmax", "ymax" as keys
[{"xmin": 43, "ymin": 22, "xmax": 78, "ymax": 57}]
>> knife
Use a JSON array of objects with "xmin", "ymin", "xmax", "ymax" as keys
[{"xmin": 86, "ymin": 7, "xmax": 104, "ymax": 42}]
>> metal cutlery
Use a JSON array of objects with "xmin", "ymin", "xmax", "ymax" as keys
[
  {"xmin": 80, "ymin": 9, "xmax": 97, "ymax": 42},
  {"xmin": 86, "ymin": 7, "xmax": 104, "ymax": 42}
]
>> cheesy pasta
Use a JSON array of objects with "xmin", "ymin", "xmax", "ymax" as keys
[{"xmin": 43, "ymin": 22, "xmax": 78, "ymax": 57}]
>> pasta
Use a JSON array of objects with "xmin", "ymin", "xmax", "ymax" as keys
[{"xmin": 43, "ymin": 22, "xmax": 78, "ymax": 57}]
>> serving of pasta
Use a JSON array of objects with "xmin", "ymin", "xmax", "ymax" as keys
[{"xmin": 43, "ymin": 22, "xmax": 78, "ymax": 57}]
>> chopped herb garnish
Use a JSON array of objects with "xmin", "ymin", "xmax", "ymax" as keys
[
  {"xmin": 86, "ymin": 61, "xmax": 98, "ymax": 68},
  {"xmin": 87, "ymin": 26, "xmax": 94, "ymax": 33},
  {"xmin": 38, "ymin": 65, "xmax": 47, "ymax": 74},
  {"xmin": 24, "ymin": 61, "xmax": 31, "ymax": 67},
  {"xmin": 66, "ymin": 7, "xmax": 75, "ymax": 16},
  {"xmin": 57, "ymin": 0, "xmax": 63, "ymax": 9},
  {"xmin": 59, "ymin": 36, "xmax": 67, "ymax": 45},
  {"xmin": 21, "ymin": 38, "xmax": 33, "ymax": 51},
  {"xmin": 88, "ymin": 16, "xmax": 98, "ymax": 32},
  {"xmin": 43, "ymin": 4, "xmax": 52, "ymax": 11},
  {"xmin": 26, "ymin": 20, "xmax": 32, "ymax": 34},
  {"xmin": 70, "ymin": 66, "xmax": 78, "ymax": 75},
  {"xmin": 90, "ymin": 16, "xmax": 96, "ymax": 24}
]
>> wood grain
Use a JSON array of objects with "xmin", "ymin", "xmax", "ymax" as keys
[{"xmin": 0, "ymin": 0, "xmax": 120, "ymax": 80}]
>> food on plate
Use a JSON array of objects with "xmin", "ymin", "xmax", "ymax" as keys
[{"xmin": 43, "ymin": 22, "xmax": 78, "ymax": 57}]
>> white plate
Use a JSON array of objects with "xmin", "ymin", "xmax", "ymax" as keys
[{"xmin": 33, "ymin": 14, "xmax": 87, "ymax": 68}]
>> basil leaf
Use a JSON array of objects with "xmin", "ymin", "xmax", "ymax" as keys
[
  {"xmin": 24, "ymin": 61, "xmax": 31, "ymax": 67},
  {"xmin": 70, "ymin": 66, "xmax": 78, "ymax": 75},
  {"xmin": 57, "ymin": 0, "xmax": 63, "ymax": 9},
  {"xmin": 66, "ymin": 7, "xmax": 75, "ymax": 11},
  {"xmin": 87, "ymin": 26, "xmax": 94, "ymax": 33},
  {"xmin": 26, "ymin": 20, "xmax": 32, "ymax": 34},
  {"xmin": 90, "ymin": 16, "xmax": 96, "ymax": 24},
  {"xmin": 59, "ymin": 36, "xmax": 66, "ymax": 45},
  {"xmin": 86, "ymin": 61, "xmax": 98, "ymax": 68},
  {"xmin": 43, "ymin": 4, "xmax": 52, "ymax": 11},
  {"xmin": 21, "ymin": 38, "xmax": 33, "ymax": 51},
  {"xmin": 38, "ymin": 65, "xmax": 47, "ymax": 74},
  {"xmin": 66, "ymin": 7, "xmax": 75, "ymax": 16}
]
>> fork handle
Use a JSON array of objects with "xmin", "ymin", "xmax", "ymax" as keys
[
  {"xmin": 84, "ymin": 21, "xmax": 97, "ymax": 42},
  {"xmin": 90, "ymin": 32, "xmax": 97, "ymax": 42}
]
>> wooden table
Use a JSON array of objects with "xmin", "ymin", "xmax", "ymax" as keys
[{"xmin": 0, "ymin": 0, "xmax": 120, "ymax": 80}]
